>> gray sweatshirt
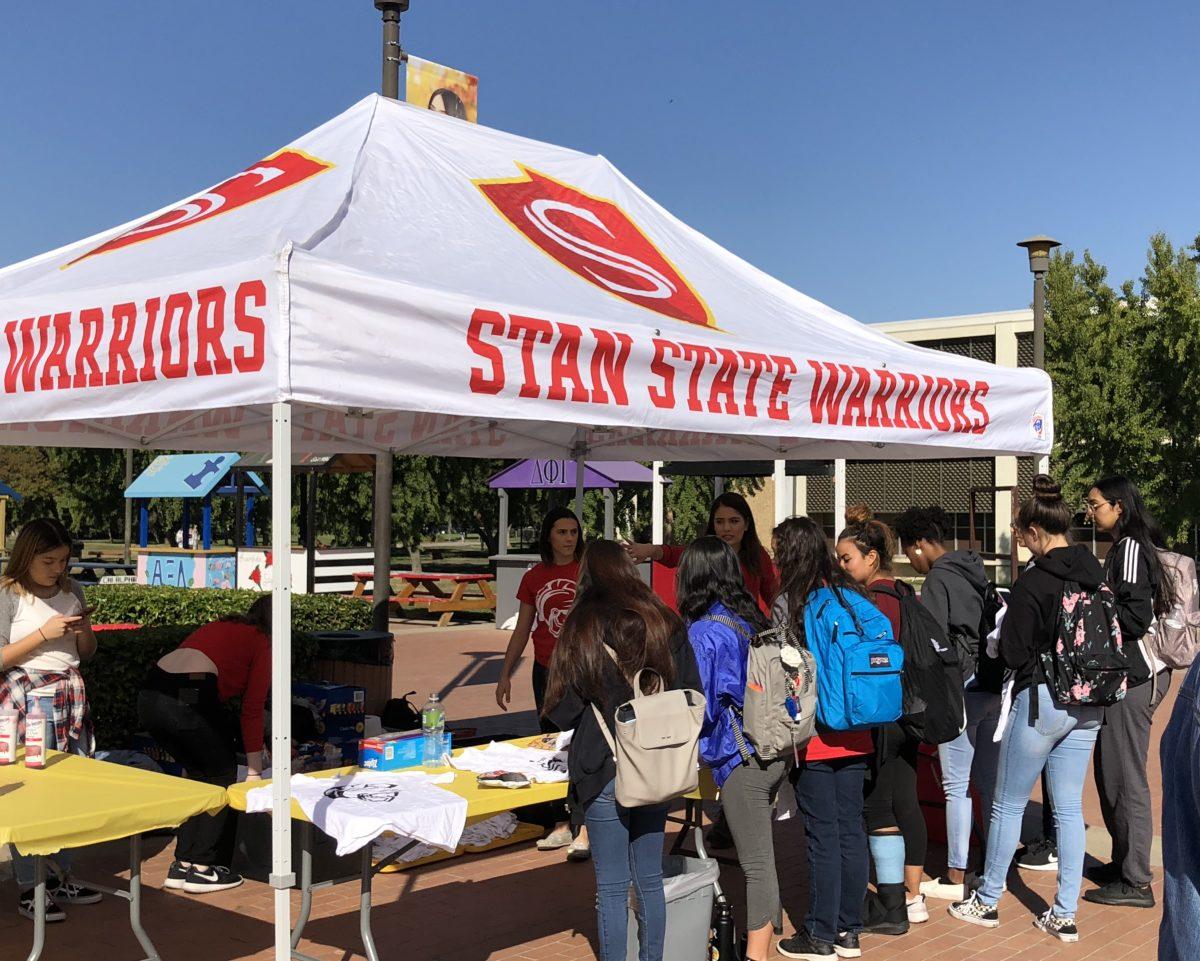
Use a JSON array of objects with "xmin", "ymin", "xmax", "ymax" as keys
[{"xmin": 920, "ymin": 550, "xmax": 988, "ymax": 679}]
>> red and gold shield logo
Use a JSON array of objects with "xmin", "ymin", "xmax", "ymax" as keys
[
  {"xmin": 476, "ymin": 165, "xmax": 715, "ymax": 329},
  {"xmin": 66, "ymin": 149, "xmax": 333, "ymax": 267}
]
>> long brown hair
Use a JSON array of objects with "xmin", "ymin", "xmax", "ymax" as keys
[
  {"xmin": 837, "ymin": 502, "xmax": 896, "ymax": 574},
  {"xmin": 773, "ymin": 515, "xmax": 864, "ymax": 640},
  {"xmin": 0, "ymin": 518, "xmax": 73, "ymax": 597},
  {"xmin": 219, "ymin": 594, "xmax": 273, "ymax": 635},
  {"xmin": 706, "ymin": 491, "xmax": 764, "ymax": 577},
  {"xmin": 542, "ymin": 540, "xmax": 680, "ymax": 713}
]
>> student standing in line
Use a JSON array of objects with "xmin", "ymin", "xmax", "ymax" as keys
[
  {"xmin": 0, "ymin": 519, "xmax": 103, "ymax": 922},
  {"xmin": 949, "ymin": 476, "xmax": 1107, "ymax": 942},
  {"xmin": 495, "ymin": 507, "xmax": 588, "ymax": 858},
  {"xmin": 544, "ymin": 540, "xmax": 701, "ymax": 961},
  {"xmin": 773, "ymin": 516, "xmax": 873, "ymax": 961},
  {"xmin": 896, "ymin": 506, "xmax": 999, "ymax": 901},
  {"xmin": 137, "ymin": 596, "xmax": 272, "ymax": 894},
  {"xmin": 677, "ymin": 537, "xmax": 786, "ymax": 961},
  {"xmin": 836, "ymin": 506, "xmax": 928, "ymax": 933},
  {"xmin": 624, "ymin": 491, "xmax": 779, "ymax": 613},
  {"xmin": 1157, "ymin": 654, "xmax": 1200, "ymax": 961},
  {"xmin": 1081, "ymin": 476, "xmax": 1175, "ymax": 909}
]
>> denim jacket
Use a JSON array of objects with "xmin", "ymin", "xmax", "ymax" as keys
[{"xmin": 686, "ymin": 602, "xmax": 753, "ymax": 787}]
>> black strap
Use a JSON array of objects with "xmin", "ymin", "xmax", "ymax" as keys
[{"xmin": 702, "ymin": 614, "xmax": 756, "ymax": 643}]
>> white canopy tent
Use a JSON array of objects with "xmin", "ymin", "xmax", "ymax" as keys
[{"xmin": 0, "ymin": 94, "xmax": 1051, "ymax": 959}]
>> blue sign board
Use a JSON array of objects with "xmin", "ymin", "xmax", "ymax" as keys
[{"xmin": 125, "ymin": 453, "xmax": 241, "ymax": 499}]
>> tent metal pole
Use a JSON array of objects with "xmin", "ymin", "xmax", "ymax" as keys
[
  {"xmin": 270, "ymin": 402, "xmax": 295, "ymax": 961},
  {"xmin": 571, "ymin": 428, "xmax": 586, "ymax": 523},
  {"xmin": 603, "ymin": 489, "xmax": 615, "ymax": 540},
  {"xmin": 372, "ymin": 453, "xmax": 393, "ymax": 632},
  {"xmin": 833, "ymin": 459, "xmax": 847, "ymax": 538},
  {"xmin": 123, "ymin": 449, "xmax": 133, "ymax": 564},
  {"xmin": 773, "ymin": 459, "xmax": 788, "ymax": 525},
  {"xmin": 652, "ymin": 462, "xmax": 664, "ymax": 543}
]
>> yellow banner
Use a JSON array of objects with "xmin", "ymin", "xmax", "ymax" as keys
[{"xmin": 406, "ymin": 56, "xmax": 479, "ymax": 123}]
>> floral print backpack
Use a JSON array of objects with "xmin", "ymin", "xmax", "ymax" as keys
[{"xmin": 1040, "ymin": 579, "xmax": 1129, "ymax": 706}]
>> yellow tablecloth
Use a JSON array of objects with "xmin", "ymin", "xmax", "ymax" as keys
[
  {"xmin": 226, "ymin": 736, "xmax": 568, "ymax": 823},
  {"xmin": 0, "ymin": 749, "xmax": 228, "ymax": 857}
]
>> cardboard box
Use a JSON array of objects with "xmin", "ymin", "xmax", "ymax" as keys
[
  {"xmin": 358, "ymin": 731, "xmax": 453, "ymax": 771},
  {"xmin": 293, "ymin": 681, "xmax": 366, "ymax": 738}
]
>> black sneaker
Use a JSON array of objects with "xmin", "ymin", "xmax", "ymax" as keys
[
  {"xmin": 948, "ymin": 891, "xmax": 1000, "ymax": 928},
  {"xmin": 833, "ymin": 931, "xmax": 861, "ymax": 958},
  {"xmin": 18, "ymin": 888, "xmax": 66, "ymax": 923},
  {"xmin": 777, "ymin": 928, "xmax": 835, "ymax": 959},
  {"xmin": 181, "ymin": 865, "xmax": 244, "ymax": 894},
  {"xmin": 1082, "ymin": 880, "xmax": 1156, "ymax": 908},
  {"xmin": 164, "ymin": 861, "xmax": 190, "ymax": 890},
  {"xmin": 1016, "ymin": 838, "xmax": 1058, "ymax": 871},
  {"xmin": 47, "ymin": 876, "xmax": 102, "ymax": 905},
  {"xmin": 1033, "ymin": 910, "xmax": 1079, "ymax": 943}
]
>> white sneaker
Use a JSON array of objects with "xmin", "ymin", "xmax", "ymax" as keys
[
  {"xmin": 906, "ymin": 894, "xmax": 929, "ymax": 923},
  {"xmin": 919, "ymin": 876, "xmax": 966, "ymax": 901}
]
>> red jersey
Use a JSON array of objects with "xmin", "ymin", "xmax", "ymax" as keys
[
  {"xmin": 659, "ymin": 543, "xmax": 779, "ymax": 614},
  {"xmin": 516, "ymin": 560, "xmax": 580, "ymax": 666},
  {"xmin": 868, "ymin": 577, "xmax": 903, "ymax": 639},
  {"xmin": 180, "ymin": 621, "xmax": 271, "ymax": 753}
]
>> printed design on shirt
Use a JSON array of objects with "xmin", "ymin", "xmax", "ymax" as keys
[
  {"xmin": 324, "ymin": 781, "xmax": 404, "ymax": 804},
  {"xmin": 535, "ymin": 577, "xmax": 577, "ymax": 639}
]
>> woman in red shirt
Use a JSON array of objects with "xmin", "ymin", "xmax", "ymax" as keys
[
  {"xmin": 494, "ymin": 507, "xmax": 586, "ymax": 857},
  {"xmin": 136, "ymin": 596, "xmax": 271, "ymax": 895},
  {"xmin": 772, "ymin": 516, "xmax": 874, "ymax": 961},
  {"xmin": 625, "ymin": 492, "xmax": 779, "ymax": 613}
]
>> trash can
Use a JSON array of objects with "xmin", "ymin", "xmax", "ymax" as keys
[
  {"xmin": 309, "ymin": 630, "xmax": 394, "ymax": 715},
  {"xmin": 626, "ymin": 855, "xmax": 720, "ymax": 961}
]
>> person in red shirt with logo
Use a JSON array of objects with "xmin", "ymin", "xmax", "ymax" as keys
[
  {"xmin": 136, "ymin": 596, "xmax": 271, "ymax": 895},
  {"xmin": 495, "ymin": 507, "xmax": 587, "ymax": 858},
  {"xmin": 625, "ymin": 492, "xmax": 779, "ymax": 614}
]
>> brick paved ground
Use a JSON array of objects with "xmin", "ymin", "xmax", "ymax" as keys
[{"xmin": 0, "ymin": 620, "xmax": 1171, "ymax": 961}]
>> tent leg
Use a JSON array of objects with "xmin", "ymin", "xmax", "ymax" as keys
[
  {"xmin": 603, "ymin": 489, "xmax": 615, "ymax": 540},
  {"xmin": 372, "ymin": 452, "xmax": 393, "ymax": 632},
  {"xmin": 833, "ymin": 459, "xmax": 847, "ymax": 536},
  {"xmin": 773, "ymin": 459, "xmax": 788, "ymax": 525},
  {"xmin": 270, "ymin": 402, "xmax": 295, "ymax": 961},
  {"xmin": 651, "ymin": 462, "xmax": 664, "ymax": 542},
  {"xmin": 572, "ymin": 427, "xmax": 586, "ymax": 522}
]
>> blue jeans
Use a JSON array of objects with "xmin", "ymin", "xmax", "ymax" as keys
[
  {"xmin": 977, "ymin": 684, "xmax": 1101, "ymax": 917},
  {"xmin": 1160, "ymin": 660, "xmax": 1200, "ymax": 961},
  {"xmin": 793, "ymin": 758, "xmax": 869, "ymax": 943},
  {"xmin": 12, "ymin": 695, "xmax": 76, "ymax": 889},
  {"xmin": 937, "ymin": 689, "xmax": 1001, "ymax": 871},
  {"xmin": 584, "ymin": 779, "xmax": 668, "ymax": 961}
]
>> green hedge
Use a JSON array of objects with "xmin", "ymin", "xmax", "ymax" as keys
[
  {"xmin": 81, "ymin": 625, "xmax": 321, "ymax": 750},
  {"xmin": 82, "ymin": 585, "xmax": 372, "ymax": 631}
]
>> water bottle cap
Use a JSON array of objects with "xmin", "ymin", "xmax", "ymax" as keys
[{"xmin": 428, "ymin": 694, "xmax": 439, "ymax": 702}]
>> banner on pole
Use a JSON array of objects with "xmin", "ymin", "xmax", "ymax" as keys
[{"xmin": 406, "ymin": 56, "xmax": 478, "ymax": 123}]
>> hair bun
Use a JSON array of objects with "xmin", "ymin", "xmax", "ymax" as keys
[
  {"xmin": 1031, "ymin": 474, "xmax": 1063, "ymax": 502},
  {"xmin": 845, "ymin": 502, "xmax": 874, "ymax": 526}
]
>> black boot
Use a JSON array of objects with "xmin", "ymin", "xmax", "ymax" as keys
[{"xmin": 862, "ymin": 883, "xmax": 909, "ymax": 936}]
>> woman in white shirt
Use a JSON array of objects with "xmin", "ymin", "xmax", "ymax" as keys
[{"xmin": 0, "ymin": 518, "xmax": 102, "ymax": 922}]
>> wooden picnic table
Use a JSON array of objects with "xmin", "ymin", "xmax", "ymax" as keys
[{"xmin": 351, "ymin": 570, "xmax": 496, "ymax": 627}]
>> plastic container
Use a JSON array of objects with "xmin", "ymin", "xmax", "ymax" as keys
[
  {"xmin": 24, "ymin": 703, "xmax": 47, "ymax": 769},
  {"xmin": 626, "ymin": 855, "xmax": 719, "ymax": 961},
  {"xmin": 421, "ymin": 694, "xmax": 445, "ymax": 769},
  {"xmin": 0, "ymin": 708, "xmax": 17, "ymax": 765}
]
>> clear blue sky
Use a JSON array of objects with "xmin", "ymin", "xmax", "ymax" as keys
[{"xmin": 2, "ymin": 1, "xmax": 1197, "ymax": 323}]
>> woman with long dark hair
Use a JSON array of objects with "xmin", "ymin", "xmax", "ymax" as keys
[
  {"xmin": 950, "ymin": 477, "xmax": 1104, "ymax": 943},
  {"xmin": 1, "ymin": 518, "xmax": 102, "ymax": 921},
  {"xmin": 137, "ymin": 596, "xmax": 273, "ymax": 895},
  {"xmin": 625, "ymin": 491, "xmax": 778, "ymax": 613},
  {"xmin": 772, "ymin": 517, "xmax": 873, "ymax": 961},
  {"xmin": 837, "ymin": 505, "xmax": 928, "ymax": 933},
  {"xmin": 677, "ymin": 537, "xmax": 782, "ymax": 961},
  {"xmin": 545, "ymin": 540, "xmax": 701, "ymax": 961},
  {"xmin": 895, "ymin": 504, "xmax": 999, "ymax": 902},
  {"xmin": 495, "ymin": 507, "xmax": 586, "ymax": 856},
  {"xmin": 1082, "ymin": 475, "xmax": 1175, "ymax": 909}
]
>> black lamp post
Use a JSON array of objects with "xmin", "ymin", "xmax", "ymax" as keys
[{"xmin": 1017, "ymin": 235, "xmax": 1061, "ymax": 370}]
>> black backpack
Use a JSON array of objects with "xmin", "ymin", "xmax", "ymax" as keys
[
  {"xmin": 972, "ymin": 582, "xmax": 1007, "ymax": 694},
  {"xmin": 871, "ymin": 581, "xmax": 966, "ymax": 745},
  {"xmin": 1039, "ymin": 580, "xmax": 1129, "ymax": 707}
]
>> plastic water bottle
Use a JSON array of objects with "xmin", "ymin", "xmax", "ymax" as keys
[
  {"xmin": 421, "ymin": 694, "xmax": 445, "ymax": 769},
  {"xmin": 0, "ymin": 708, "xmax": 17, "ymax": 765},
  {"xmin": 24, "ymin": 702, "xmax": 47, "ymax": 769}
]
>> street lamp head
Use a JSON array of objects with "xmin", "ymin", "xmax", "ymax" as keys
[
  {"xmin": 1018, "ymin": 235, "xmax": 1061, "ymax": 274},
  {"xmin": 374, "ymin": 0, "xmax": 409, "ymax": 11}
]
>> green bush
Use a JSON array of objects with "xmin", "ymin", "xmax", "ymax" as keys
[
  {"xmin": 82, "ymin": 585, "xmax": 372, "ymax": 631},
  {"xmin": 81, "ymin": 623, "xmax": 321, "ymax": 750}
]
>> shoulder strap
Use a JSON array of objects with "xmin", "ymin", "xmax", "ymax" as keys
[
  {"xmin": 702, "ymin": 614, "xmax": 756, "ymax": 643},
  {"xmin": 590, "ymin": 703, "xmax": 617, "ymax": 755},
  {"xmin": 869, "ymin": 582, "xmax": 901, "ymax": 600}
]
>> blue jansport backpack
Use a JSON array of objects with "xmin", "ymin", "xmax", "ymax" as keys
[{"xmin": 802, "ymin": 586, "xmax": 904, "ymax": 730}]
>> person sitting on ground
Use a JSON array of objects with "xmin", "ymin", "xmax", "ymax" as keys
[
  {"xmin": 1, "ymin": 518, "xmax": 103, "ymax": 922},
  {"xmin": 136, "ymin": 596, "xmax": 272, "ymax": 895}
]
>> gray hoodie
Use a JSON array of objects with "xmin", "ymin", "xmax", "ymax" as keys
[{"xmin": 920, "ymin": 549, "xmax": 988, "ymax": 679}]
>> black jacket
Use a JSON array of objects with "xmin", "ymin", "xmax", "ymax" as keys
[
  {"xmin": 547, "ymin": 625, "xmax": 701, "ymax": 815},
  {"xmin": 1000, "ymin": 544, "xmax": 1106, "ymax": 695},
  {"xmin": 1104, "ymin": 538, "xmax": 1158, "ymax": 685}
]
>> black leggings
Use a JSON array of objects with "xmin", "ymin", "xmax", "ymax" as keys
[
  {"xmin": 864, "ymin": 723, "xmax": 927, "ymax": 866},
  {"xmin": 137, "ymin": 667, "xmax": 239, "ymax": 867}
]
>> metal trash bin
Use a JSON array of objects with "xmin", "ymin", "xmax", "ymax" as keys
[
  {"xmin": 309, "ymin": 630, "xmax": 395, "ymax": 715},
  {"xmin": 626, "ymin": 855, "xmax": 720, "ymax": 961}
]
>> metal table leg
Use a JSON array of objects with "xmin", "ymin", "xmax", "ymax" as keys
[
  {"xmin": 126, "ymin": 834, "xmax": 162, "ymax": 961},
  {"xmin": 291, "ymin": 822, "xmax": 314, "ymax": 950},
  {"xmin": 25, "ymin": 856, "xmax": 45, "ymax": 961},
  {"xmin": 359, "ymin": 845, "xmax": 379, "ymax": 961}
]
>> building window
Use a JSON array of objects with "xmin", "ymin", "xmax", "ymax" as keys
[{"xmin": 910, "ymin": 335, "xmax": 996, "ymax": 365}]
